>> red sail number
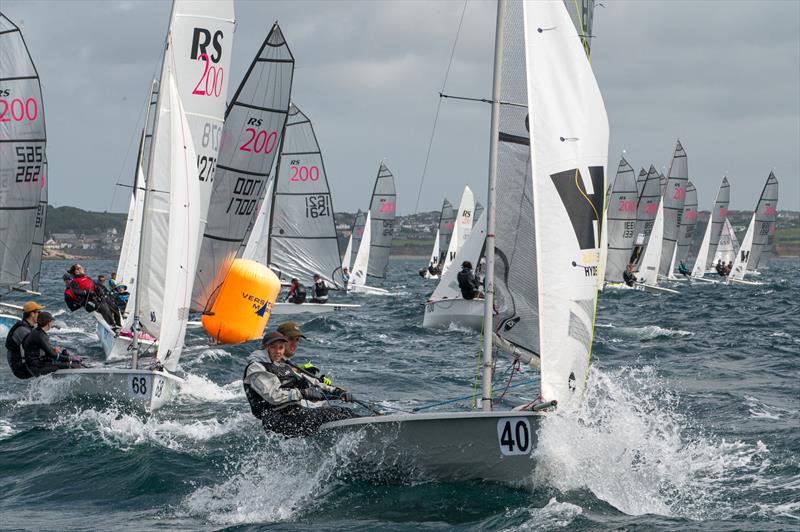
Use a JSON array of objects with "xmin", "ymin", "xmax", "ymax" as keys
[
  {"xmin": 290, "ymin": 165, "xmax": 320, "ymax": 182},
  {"xmin": 0, "ymin": 98, "xmax": 38, "ymax": 122},
  {"xmin": 239, "ymin": 128, "xmax": 278, "ymax": 154},
  {"xmin": 192, "ymin": 53, "xmax": 224, "ymax": 97}
]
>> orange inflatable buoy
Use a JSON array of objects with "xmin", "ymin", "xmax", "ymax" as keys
[{"xmin": 202, "ymin": 259, "xmax": 281, "ymax": 344}]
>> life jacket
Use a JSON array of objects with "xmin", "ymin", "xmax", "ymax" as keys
[
  {"xmin": 242, "ymin": 360, "xmax": 308, "ymax": 418},
  {"xmin": 5, "ymin": 321, "xmax": 33, "ymax": 379},
  {"xmin": 289, "ymin": 283, "xmax": 306, "ymax": 303},
  {"xmin": 457, "ymin": 268, "xmax": 479, "ymax": 299},
  {"xmin": 314, "ymin": 281, "xmax": 328, "ymax": 298}
]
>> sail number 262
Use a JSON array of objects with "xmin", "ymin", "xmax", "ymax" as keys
[{"xmin": 496, "ymin": 417, "xmax": 532, "ymax": 456}]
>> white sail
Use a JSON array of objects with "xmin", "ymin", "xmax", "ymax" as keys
[
  {"xmin": 424, "ymin": 229, "xmax": 440, "ymax": 276},
  {"xmin": 0, "ymin": 14, "xmax": 47, "ymax": 289},
  {"xmin": 629, "ymin": 165, "xmax": 660, "ymax": 269},
  {"xmin": 637, "ymin": 200, "xmax": 664, "ymax": 286},
  {"xmin": 730, "ymin": 213, "xmax": 755, "ymax": 280},
  {"xmin": 367, "ymin": 163, "xmax": 396, "ymax": 278},
  {"xmin": 441, "ymin": 186, "xmax": 474, "ymax": 276},
  {"xmin": 691, "ymin": 218, "xmax": 712, "ymax": 278},
  {"xmin": 746, "ymin": 172, "xmax": 779, "ymax": 270},
  {"xmin": 523, "ymin": 0, "xmax": 609, "ymax": 406},
  {"xmin": 704, "ymin": 176, "xmax": 731, "ymax": 269},
  {"xmin": 349, "ymin": 211, "xmax": 372, "ymax": 289},
  {"xmin": 712, "ymin": 218, "xmax": 737, "ymax": 266},
  {"xmin": 430, "ymin": 210, "xmax": 486, "ymax": 302},
  {"xmin": 193, "ymin": 23, "xmax": 293, "ymax": 311},
  {"xmin": 240, "ymin": 177, "xmax": 274, "ymax": 264},
  {"xmin": 117, "ymin": 164, "xmax": 148, "ymax": 331},
  {"xmin": 341, "ymin": 232, "xmax": 353, "ymax": 273},
  {"xmin": 658, "ymin": 140, "xmax": 688, "ymax": 276}
]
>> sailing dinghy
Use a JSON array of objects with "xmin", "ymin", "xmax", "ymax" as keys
[
  {"xmin": 422, "ymin": 198, "xmax": 454, "ymax": 279},
  {"xmin": 691, "ymin": 176, "xmax": 730, "ymax": 282},
  {"xmin": 728, "ymin": 172, "xmax": 778, "ymax": 285},
  {"xmin": 657, "ymin": 140, "xmax": 688, "ymax": 280},
  {"xmin": 319, "ymin": 0, "xmax": 607, "ymax": 485},
  {"xmin": 438, "ymin": 186, "xmax": 474, "ymax": 277},
  {"xmin": 634, "ymin": 199, "xmax": 679, "ymax": 294},
  {"xmin": 602, "ymin": 157, "xmax": 637, "ymax": 288},
  {"xmin": 0, "ymin": 14, "xmax": 48, "ymax": 328},
  {"xmin": 346, "ymin": 211, "xmax": 388, "ymax": 295},
  {"xmin": 665, "ymin": 180, "xmax": 697, "ymax": 280},
  {"xmin": 54, "ymin": 0, "xmax": 234, "ymax": 410}
]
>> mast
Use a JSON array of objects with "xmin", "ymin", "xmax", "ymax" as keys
[{"xmin": 482, "ymin": 0, "xmax": 506, "ymax": 412}]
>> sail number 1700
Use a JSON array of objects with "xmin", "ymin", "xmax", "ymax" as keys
[{"xmin": 496, "ymin": 418, "xmax": 532, "ymax": 456}]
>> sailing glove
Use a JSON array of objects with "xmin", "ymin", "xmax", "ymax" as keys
[
  {"xmin": 301, "ymin": 388, "xmax": 326, "ymax": 401},
  {"xmin": 334, "ymin": 388, "xmax": 353, "ymax": 402}
]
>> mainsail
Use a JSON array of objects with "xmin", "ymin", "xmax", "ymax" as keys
[
  {"xmin": 637, "ymin": 200, "xmax": 664, "ymax": 285},
  {"xmin": 629, "ymin": 165, "xmax": 660, "ymax": 268},
  {"xmin": 658, "ymin": 140, "xmax": 688, "ymax": 276},
  {"xmin": 193, "ymin": 23, "xmax": 293, "ymax": 311},
  {"xmin": 704, "ymin": 176, "xmax": 730, "ymax": 269},
  {"xmin": 137, "ymin": 0, "xmax": 234, "ymax": 370},
  {"xmin": 349, "ymin": 211, "xmax": 372, "ymax": 289},
  {"xmin": 438, "ymin": 199, "xmax": 456, "ymax": 265},
  {"xmin": 603, "ymin": 157, "xmax": 637, "ymax": 283},
  {"xmin": 441, "ymin": 186, "xmax": 474, "ymax": 276},
  {"xmin": 366, "ymin": 162, "xmax": 396, "ymax": 278},
  {"xmin": 744, "ymin": 172, "xmax": 778, "ymax": 271},
  {"xmin": 492, "ymin": 0, "xmax": 608, "ymax": 405},
  {"xmin": 267, "ymin": 104, "xmax": 343, "ymax": 287},
  {"xmin": 636, "ymin": 167, "xmax": 648, "ymax": 198},
  {"xmin": 674, "ymin": 180, "xmax": 698, "ymax": 267},
  {"xmin": 0, "ymin": 14, "xmax": 47, "ymax": 289},
  {"xmin": 27, "ymin": 164, "xmax": 47, "ymax": 292},
  {"xmin": 730, "ymin": 213, "xmax": 755, "ymax": 280}
]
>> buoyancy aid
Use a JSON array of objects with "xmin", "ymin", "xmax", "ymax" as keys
[
  {"xmin": 242, "ymin": 360, "xmax": 309, "ymax": 418},
  {"xmin": 5, "ymin": 321, "xmax": 33, "ymax": 379}
]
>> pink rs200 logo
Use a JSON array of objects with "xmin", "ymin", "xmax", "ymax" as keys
[
  {"xmin": 191, "ymin": 28, "xmax": 225, "ymax": 97},
  {"xmin": 379, "ymin": 201, "xmax": 395, "ymax": 213},
  {"xmin": 719, "ymin": 207, "xmax": 728, "ymax": 217}
]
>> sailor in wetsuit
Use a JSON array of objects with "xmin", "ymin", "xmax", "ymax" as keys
[
  {"xmin": 5, "ymin": 301, "xmax": 45, "ymax": 379},
  {"xmin": 243, "ymin": 331, "xmax": 359, "ymax": 437},
  {"xmin": 284, "ymin": 278, "xmax": 307, "ymax": 304},
  {"xmin": 456, "ymin": 261, "xmax": 482, "ymax": 300},
  {"xmin": 622, "ymin": 264, "xmax": 638, "ymax": 287},
  {"xmin": 678, "ymin": 260, "xmax": 690, "ymax": 277},
  {"xmin": 22, "ymin": 311, "xmax": 82, "ymax": 376},
  {"xmin": 310, "ymin": 274, "xmax": 329, "ymax": 304}
]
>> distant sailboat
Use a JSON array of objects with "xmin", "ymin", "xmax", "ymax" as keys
[
  {"xmin": 658, "ymin": 140, "xmax": 688, "ymax": 278},
  {"xmin": 439, "ymin": 185, "xmax": 474, "ymax": 277},
  {"xmin": 347, "ymin": 211, "xmax": 387, "ymax": 295},
  {"xmin": 422, "ymin": 198, "xmax": 454, "ymax": 279},
  {"xmin": 366, "ymin": 162, "xmax": 396, "ymax": 279},
  {"xmin": 691, "ymin": 176, "xmax": 730, "ymax": 281},
  {"xmin": 669, "ymin": 180, "xmax": 697, "ymax": 278},
  {"xmin": 750, "ymin": 172, "xmax": 779, "ymax": 272},
  {"xmin": 628, "ymin": 165, "xmax": 660, "ymax": 269},
  {"xmin": 603, "ymin": 156, "xmax": 638, "ymax": 285},
  {"xmin": 729, "ymin": 172, "xmax": 778, "ymax": 284}
]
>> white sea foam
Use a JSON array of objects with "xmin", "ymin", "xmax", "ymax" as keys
[
  {"xmin": 0, "ymin": 419, "xmax": 16, "ymax": 440},
  {"xmin": 51, "ymin": 408, "xmax": 250, "ymax": 452},
  {"xmin": 504, "ymin": 498, "xmax": 583, "ymax": 530},
  {"xmin": 597, "ymin": 322, "xmax": 692, "ymax": 339},
  {"xmin": 533, "ymin": 366, "xmax": 769, "ymax": 520},
  {"xmin": 745, "ymin": 395, "xmax": 783, "ymax": 420},
  {"xmin": 178, "ymin": 374, "xmax": 243, "ymax": 403},
  {"xmin": 181, "ymin": 432, "xmax": 363, "ymax": 525}
]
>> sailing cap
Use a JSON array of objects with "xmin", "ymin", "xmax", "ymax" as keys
[
  {"xmin": 277, "ymin": 322, "xmax": 307, "ymax": 339},
  {"xmin": 23, "ymin": 301, "xmax": 46, "ymax": 313},
  {"xmin": 262, "ymin": 332, "xmax": 289, "ymax": 347}
]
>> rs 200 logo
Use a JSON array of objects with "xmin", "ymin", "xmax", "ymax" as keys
[{"xmin": 191, "ymin": 28, "xmax": 224, "ymax": 63}]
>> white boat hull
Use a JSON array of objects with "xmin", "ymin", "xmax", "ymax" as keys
[
  {"xmin": 271, "ymin": 302, "xmax": 361, "ymax": 315},
  {"xmin": 50, "ymin": 367, "xmax": 182, "ymax": 411},
  {"xmin": 93, "ymin": 313, "xmax": 157, "ymax": 361},
  {"xmin": 347, "ymin": 284, "xmax": 389, "ymax": 295},
  {"xmin": 0, "ymin": 313, "xmax": 18, "ymax": 334},
  {"xmin": 318, "ymin": 410, "xmax": 542, "ymax": 486},
  {"xmin": 422, "ymin": 298, "xmax": 484, "ymax": 331}
]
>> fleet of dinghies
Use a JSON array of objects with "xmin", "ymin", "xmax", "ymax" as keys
[{"xmin": 0, "ymin": 0, "xmax": 788, "ymax": 486}]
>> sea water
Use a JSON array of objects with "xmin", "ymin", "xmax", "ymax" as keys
[{"xmin": 0, "ymin": 258, "xmax": 797, "ymax": 530}]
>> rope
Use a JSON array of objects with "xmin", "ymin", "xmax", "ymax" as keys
[
  {"xmin": 493, "ymin": 357, "xmax": 520, "ymax": 403},
  {"xmin": 413, "ymin": 0, "xmax": 468, "ymax": 213},
  {"xmin": 411, "ymin": 378, "xmax": 538, "ymax": 413}
]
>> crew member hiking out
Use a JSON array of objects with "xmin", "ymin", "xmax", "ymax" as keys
[
  {"xmin": 456, "ymin": 261, "xmax": 482, "ymax": 300},
  {"xmin": 64, "ymin": 264, "xmax": 122, "ymax": 328},
  {"xmin": 5, "ymin": 301, "xmax": 45, "ymax": 379},
  {"xmin": 310, "ymin": 274, "xmax": 329, "ymax": 304},
  {"xmin": 623, "ymin": 264, "xmax": 638, "ymax": 287},
  {"xmin": 22, "ymin": 311, "xmax": 83, "ymax": 377},
  {"xmin": 242, "ymin": 332, "xmax": 358, "ymax": 438},
  {"xmin": 284, "ymin": 278, "xmax": 307, "ymax": 304}
]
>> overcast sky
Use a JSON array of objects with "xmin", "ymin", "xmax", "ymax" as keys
[{"xmin": 3, "ymin": 0, "xmax": 798, "ymax": 214}]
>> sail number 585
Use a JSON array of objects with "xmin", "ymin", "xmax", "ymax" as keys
[{"xmin": 496, "ymin": 417, "xmax": 532, "ymax": 456}]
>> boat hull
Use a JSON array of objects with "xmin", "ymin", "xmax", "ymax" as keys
[
  {"xmin": 317, "ymin": 410, "xmax": 542, "ymax": 486},
  {"xmin": 94, "ymin": 313, "xmax": 157, "ymax": 361},
  {"xmin": 50, "ymin": 367, "xmax": 182, "ymax": 411},
  {"xmin": 0, "ymin": 313, "xmax": 18, "ymax": 335},
  {"xmin": 422, "ymin": 298, "xmax": 484, "ymax": 331},
  {"xmin": 271, "ymin": 302, "xmax": 361, "ymax": 315},
  {"xmin": 348, "ymin": 284, "xmax": 389, "ymax": 295}
]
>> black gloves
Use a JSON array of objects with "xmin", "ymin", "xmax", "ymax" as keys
[
  {"xmin": 334, "ymin": 387, "xmax": 353, "ymax": 402},
  {"xmin": 301, "ymin": 388, "xmax": 326, "ymax": 401}
]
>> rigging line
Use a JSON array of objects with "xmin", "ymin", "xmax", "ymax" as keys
[{"xmin": 413, "ymin": 0, "xmax": 468, "ymax": 214}]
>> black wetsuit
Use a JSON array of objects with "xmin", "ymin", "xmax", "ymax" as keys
[
  {"xmin": 5, "ymin": 321, "xmax": 33, "ymax": 379},
  {"xmin": 286, "ymin": 283, "xmax": 307, "ymax": 304},
  {"xmin": 622, "ymin": 269, "xmax": 637, "ymax": 287},
  {"xmin": 243, "ymin": 360, "xmax": 358, "ymax": 438},
  {"xmin": 457, "ymin": 267, "xmax": 481, "ymax": 299},
  {"xmin": 22, "ymin": 327, "xmax": 74, "ymax": 376}
]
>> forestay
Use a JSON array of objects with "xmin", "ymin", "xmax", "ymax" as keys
[
  {"xmin": 674, "ymin": 181, "xmax": 697, "ymax": 267},
  {"xmin": 603, "ymin": 157, "xmax": 637, "ymax": 283},
  {"xmin": 267, "ymin": 104, "xmax": 343, "ymax": 287},
  {"xmin": 629, "ymin": 165, "xmax": 660, "ymax": 269},
  {"xmin": 194, "ymin": 23, "xmax": 293, "ymax": 311},
  {"xmin": 658, "ymin": 140, "xmax": 688, "ymax": 276},
  {"xmin": 367, "ymin": 162, "xmax": 396, "ymax": 278},
  {"xmin": 522, "ymin": 0, "xmax": 609, "ymax": 405},
  {"xmin": 0, "ymin": 14, "xmax": 47, "ymax": 289}
]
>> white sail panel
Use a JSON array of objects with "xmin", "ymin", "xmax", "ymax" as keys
[
  {"xmin": 341, "ymin": 232, "xmax": 353, "ymax": 273},
  {"xmin": 193, "ymin": 23, "xmax": 294, "ymax": 311},
  {"xmin": 367, "ymin": 163, "xmax": 396, "ymax": 278},
  {"xmin": 430, "ymin": 210, "xmax": 486, "ymax": 302},
  {"xmin": 638, "ymin": 200, "xmax": 664, "ymax": 285},
  {"xmin": 523, "ymin": 0, "xmax": 609, "ymax": 405},
  {"xmin": 603, "ymin": 157, "xmax": 638, "ymax": 283},
  {"xmin": 691, "ymin": 220, "xmax": 712, "ymax": 278},
  {"xmin": 349, "ymin": 211, "xmax": 372, "ymax": 288},
  {"xmin": 425, "ymin": 230, "xmax": 440, "ymax": 275},
  {"xmin": 730, "ymin": 213, "xmax": 755, "ymax": 280},
  {"xmin": 0, "ymin": 14, "xmax": 46, "ymax": 287},
  {"xmin": 153, "ymin": 73, "xmax": 200, "ymax": 370},
  {"xmin": 712, "ymin": 218, "xmax": 737, "ymax": 266},
  {"xmin": 658, "ymin": 140, "xmax": 688, "ymax": 276},
  {"xmin": 704, "ymin": 176, "xmax": 730, "ymax": 269},
  {"xmin": 268, "ymin": 104, "xmax": 343, "ymax": 287},
  {"xmin": 240, "ymin": 177, "xmax": 274, "ymax": 264},
  {"xmin": 348, "ymin": 210, "xmax": 367, "ymax": 268},
  {"xmin": 441, "ymin": 186, "xmax": 474, "ymax": 276}
]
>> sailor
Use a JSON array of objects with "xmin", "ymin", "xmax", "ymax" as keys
[
  {"xmin": 456, "ymin": 261, "xmax": 482, "ymax": 300},
  {"xmin": 63, "ymin": 273, "xmax": 82, "ymax": 312},
  {"xmin": 4, "ymin": 301, "xmax": 45, "ymax": 379},
  {"xmin": 108, "ymin": 272, "xmax": 119, "ymax": 291},
  {"xmin": 678, "ymin": 260, "xmax": 690, "ymax": 277},
  {"xmin": 114, "ymin": 284, "xmax": 130, "ymax": 313},
  {"xmin": 22, "ymin": 311, "xmax": 82, "ymax": 376},
  {"xmin": 277, "ymin": 321, "xmax": 333, "ymax": 386},
  {"xmin": 623, "ymin": 264, "xmax": 638, "ymax": 287},
  {"xmin": 310, "ymin": 274, "xmax": 329, "ymax": 304},
  {"xmin": 427, "ymin": 263, "xmax": 440, "ymax": 276},
  {"xmin": 342, "ymin": 267, "xmax": 350, "ymax": 288},
  {"xmin": 284, "ymin": 278, "xmax": 307, "ymax": 304},
  {"xmin": 242, "ymin": 331, "xmax": 358, "ymax": 438},
  {"xmin": 418, "ymin": 268, "xmax": 427, "ymax": 278},
  {"xmin": 65, "ymin": 264, "xmax": 122, "ymax": 328},
  {"xmin": 95, "ymin": 274, "xmax": 111, "ymax": 299},
  {"xmin": 715, "ymin": 260, "xmax": 726, "ymax": 277},
  {"xmin": 725, "ymin": 261, "xmax": 733, "ymax": 276}
]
